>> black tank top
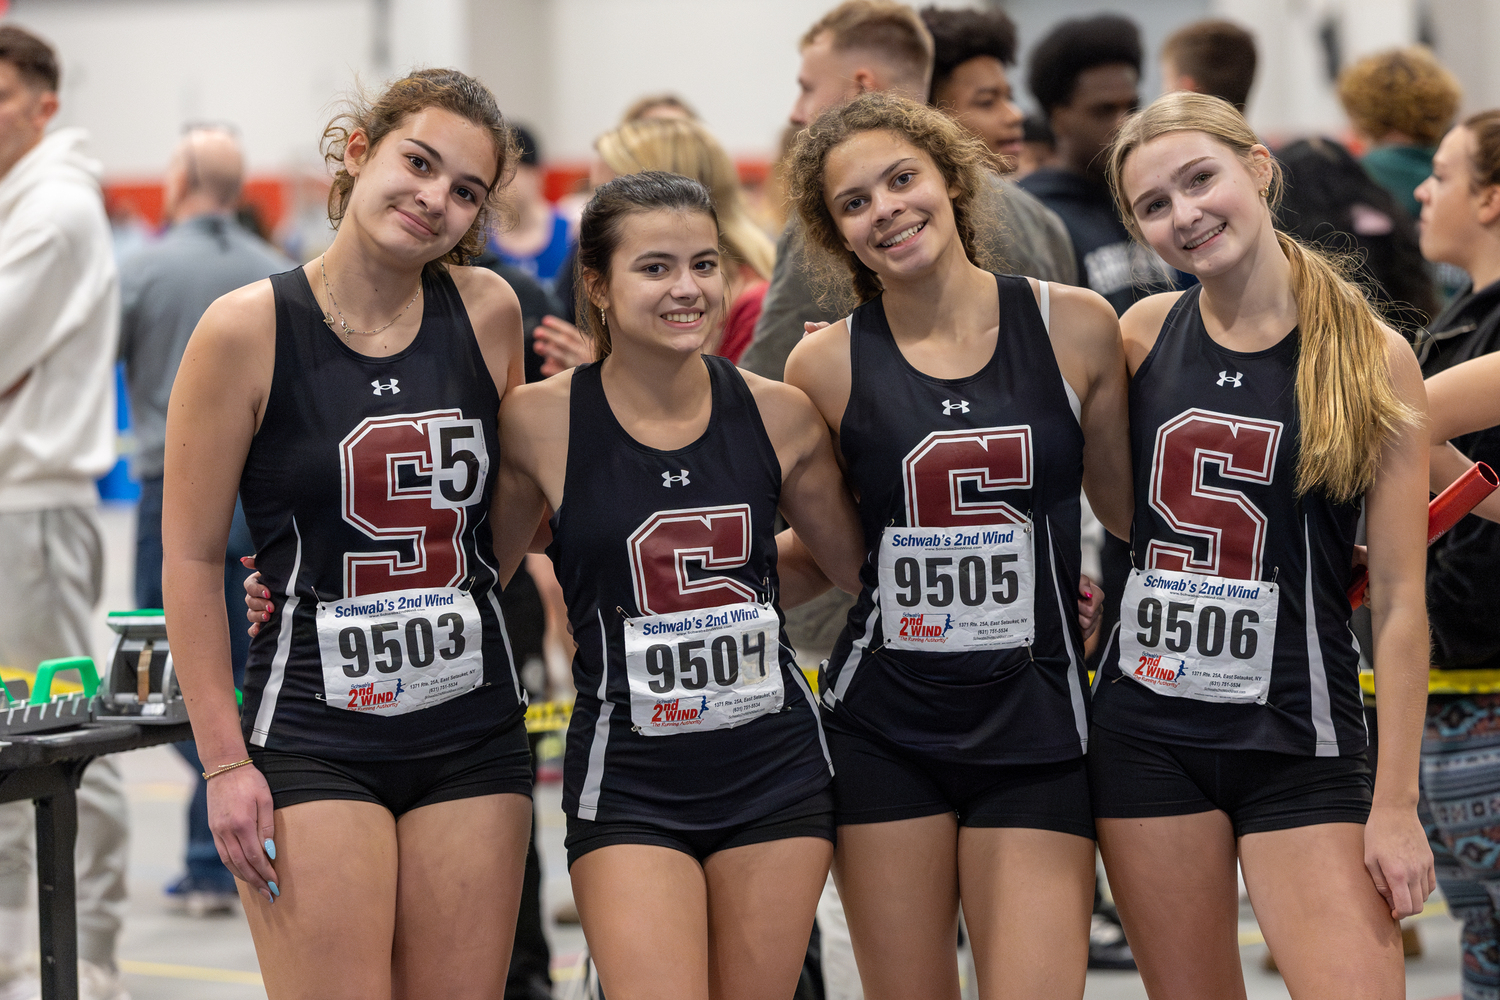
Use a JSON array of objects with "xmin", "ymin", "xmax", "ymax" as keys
[
  {"xmin": 824, "ymin": 273, "xmax": 1091, "ymax": 765},
  {"xmin": 550, "ymin": 356, "xmax": 831, "ymax": 828},
  {"xmin": 1092, "ymin": 286, "xmax": 1366, "ymax": 756},
  {"xmin": 239, "ymin": 267, "xmax": 522, "ymax": 759}
]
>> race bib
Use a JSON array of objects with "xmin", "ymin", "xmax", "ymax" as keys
[
  {"xmin": 317, "ymin": 588, "xmax": 484, "ymax": 716},
  {"xmin": 623, "ymin": 602, "xmax": 784, "ymax": 736},
  {"xmin": 1118, "ymin": 567, "xmax": 1278, "ymax": 704},
  {"xmin": 877, "ymin": 524, "xmax": 1035, "ymax": 651}
]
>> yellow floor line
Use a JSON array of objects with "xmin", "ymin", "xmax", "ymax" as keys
[
  {"xmin": 1237, "ymin": 897, "xmax": 1450, "ymax": 947},
  {"xmin": 119, "ymin": 960, "xmax": 263, "ymax": 986}
]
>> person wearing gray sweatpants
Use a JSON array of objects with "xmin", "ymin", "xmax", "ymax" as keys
[{"xmin": 0, "ymin": 23, "xmax": 131, "ymax": 1000}]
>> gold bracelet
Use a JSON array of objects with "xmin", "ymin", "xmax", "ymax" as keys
[{"xmin": 202, "ymin": 758, "xmax": 254, "ymax": 781}]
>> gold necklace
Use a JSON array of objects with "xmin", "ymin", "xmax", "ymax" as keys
[{"xmin": 319, "ymin": 254, "xmax": 421, "ymax": 344}]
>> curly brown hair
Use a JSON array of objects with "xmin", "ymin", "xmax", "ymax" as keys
[
  {"xmin": 322, "ymin": 68, "xmax": 519, "ymax": 272},
  {"xmin": 786, "ymin": 91, "xmax": 1001, "ymax": 307},
  {"xmin": 1337, "ymin": 47, "xmax": 1461, "ymax": 147}
]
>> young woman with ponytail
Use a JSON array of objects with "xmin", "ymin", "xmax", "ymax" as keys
[
  {"xmin": 1091, "ymin": 91, "xmax": 1434, "ymax": 999},
  {"xmin": 1421, "ymin": 109, "xmax": 1500, "ymax": 529}
]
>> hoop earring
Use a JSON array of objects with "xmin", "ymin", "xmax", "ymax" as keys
[{"xmin": 1260, "ymin": 187, "xmax": 1269, "ymax": 198}]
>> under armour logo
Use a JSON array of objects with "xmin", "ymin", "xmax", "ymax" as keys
[
  {"xmin": 1216, "ymin": 371, "xmax": 1243, "ymax": 388},
  {"xmin": 661, "ymin": 470, "xmax": 690, "ymax": 488},
  {"xmin": 371, "ymin": 379, "xmax": 400, "ymax": 396},
  {"xmin": 941, "ymin": 399, "xmax": 971, "ymax": 415}
]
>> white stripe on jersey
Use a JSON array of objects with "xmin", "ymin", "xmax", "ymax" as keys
[
  {"xmin": 470, "ymin": 536, "xmax": 526, "ymax": 704},
  {"xmin": 251, "ymin": 518, "xmax": 303, "ymax": 747},
  {"xmin": 784, "ymin": 640, "xmax": 834, "ymax": 775},
  {"xmin": 576, "ymin": 609, "xmax": 614, "ymax": 821},
  {"xmin": 1046, "ymin": 517, "xmax": 1090, "ymax": 753},
  {"xmin": 1304, "ymin": 518, "xmax": 1340, "ymax": 756},
  {"xmin": 825, "ymin": 600, "xmax": 881, "ymax": 709},
  {"xmin": 1037, "ymin": 282, "xmax": 1082, "ymax": 425}
]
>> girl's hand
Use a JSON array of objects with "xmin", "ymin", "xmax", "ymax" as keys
[
  {"xmin": 1077, "ymin": 575, "xmax": 1104, "ymax": 640},
  {"xmin": 241, "ymin": 557, "xmax": 272, "ymax": 638},
  {"xmin": 206, "ymin": 763, "xmax": 279, "ymax": 903},
  {"xmin": 1364, "ymin": 803, "xmax": 1435, "ymax": 919},
  {"xmin": 534, "ymin": 316, "xmax": 591, "ymax": 377}
]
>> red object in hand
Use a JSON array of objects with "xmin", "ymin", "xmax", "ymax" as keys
[{"xmin": 1348, "ymin": 461, "xmax": 1499, "ymax": 609}]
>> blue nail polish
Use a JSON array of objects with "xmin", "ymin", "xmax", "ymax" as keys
[
  {"xmin": 265, "ymin": 838, "xmax": 276, "ymax": 860},
  {"xmin": 268, "ymin": 881, "xmax": 280, "ymax": 897}
]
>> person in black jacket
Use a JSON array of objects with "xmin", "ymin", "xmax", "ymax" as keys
[
  {"xmin": 1409, "ymin": 107, "xmax": 1500, "ymax": 1000},
  {"xmin": 1276, "ymin": 137, "xmax": 1438, "ymax": 331},
  {"xmin": 1020, "ymin": 14, "xmax": 1178, "ymax": 316}
]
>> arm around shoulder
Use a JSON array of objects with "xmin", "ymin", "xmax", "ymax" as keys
[
  {"xmin": 744, "ymin": 372, "xmax": 863, "ymax": 598},
  {"xmin": 782, "ymin": 318, "xmax": 852, "ymax": 435},
  {"xmin": 1045, "ymin": 284, "xmax": 1133, "ymax": 539},
  {"xmin": 494, "ymin": 375, "xmax": 570, "ymax": 583}
]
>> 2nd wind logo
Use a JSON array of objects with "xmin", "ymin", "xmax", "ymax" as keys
[
  {"xmin": 1134, "ymin": 652, "xmax": 1186, "ymax": 686},
  {"xmin": 651, "ymin": 694, "xmax": 711, "ymax": 727},
  {"xmin": 347, "ymin": 678, "xmax": 406, "ymax": 711},
  {"xmin": 897, "ymin": 612, "xmax": 954, "ymax": 642}
]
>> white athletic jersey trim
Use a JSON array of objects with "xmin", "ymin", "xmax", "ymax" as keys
[
  {"xmin": 1304, "ymin": 518, "xmax": 1339, "ymax": 755},
  {"xmin": 784, "ymin": 639, "xmax": 834, "ymax": 774},
  {"xmin": 1093, "ymin": 623, "xmax": 1119, "ymax": 696},
  {"xmin": 469, "ymin": 532, "xmax": 526, "ymax": 704},
  {"xmin": 576, "ymin": 608, "xmax": 614, "ymax": 820},
  {"xmin": 251, "ymin": 518, "xmax": 303, "ymax": 746},
  {"xmin": 825, "ymin": 598, "xmax": 880, "ymax": 709},
  {"xmin": 1037, "ymin": 281, "xmax": 1082, "ymax": 425},
  {"xmin": 1046, "ymin": 516, "xmax": 1090, "ymax": 753}
]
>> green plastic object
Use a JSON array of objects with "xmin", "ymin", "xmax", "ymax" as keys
[
  {"xmin": 29, "ymin": 657, "xmax": 100, "ymax": 704},
  {"xmin": 108, "ymin": 608, "xmax": 164, "ymax": 617}
]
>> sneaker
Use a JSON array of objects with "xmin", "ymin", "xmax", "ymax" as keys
[
  {"xmin": 1088, "ymin": 902, "xmax": 1137, "ymax": 971},
  {"xmin": 164, "ymin": 874, "xmax": 238, "ymax": 918},
  {"xmin": 79, "ymin": 961, "xmax": 130, "ymax": 1000}
]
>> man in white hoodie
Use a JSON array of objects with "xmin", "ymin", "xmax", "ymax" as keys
[{"xmin": 0, "ymin": 25, "xmax": 130, "ymax": 1000}]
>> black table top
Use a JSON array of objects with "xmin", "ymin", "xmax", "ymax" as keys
[{"xmin": 0, "ymin": 721, "xmax": 193, "ymax": 771}]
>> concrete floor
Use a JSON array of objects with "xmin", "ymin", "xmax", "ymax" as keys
[{"xmin": 7, "ymin": 502, "xmax": 1470, "ymax": 999}]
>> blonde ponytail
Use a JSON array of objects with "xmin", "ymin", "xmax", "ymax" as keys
[
  {"xmin": 596, "ymin": 116, "xmax": 777, "ymax": 283},
  {"xmin": 1107, "ymin": 91, "xmax": 1421, "ymax": 502},
  {"xmin": 1276, "ymin": 231, "xmax": 1420, "ymax": 500}
]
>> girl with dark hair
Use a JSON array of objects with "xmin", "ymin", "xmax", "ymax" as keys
[
  {"xmin": 1404, "ymin": 108, "xmax": 1500, "ymax": 1000},
  {"xmin": 782, "ymin": 91, "xmax": 1130, "ymax": 999},
  {"xmin": 1095, "ymin": 91, "xmax": 1433, "ymax": 998},
  {"xmin": 494, "ymin": 170, "xmax": 865, "ymax": 999},
  {"xmin": 164, "ymin": 69, "xmax": 533, "ymax": 998}
]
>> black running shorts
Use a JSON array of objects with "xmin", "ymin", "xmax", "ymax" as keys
[
  {"xmin": 249, "ymin": 717, "xmax": 533, "ymax": 818},
  {"xmin": 564, "ymin": 788, "xmax": 835, "ymax": 868},
  {"xmin": 826, "ymin": 725, "xmax": 1094, "ymax": 838},
  {"xmin": 1087, "ymin": 724, "xmax": 1372, "ymax": 836}
]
